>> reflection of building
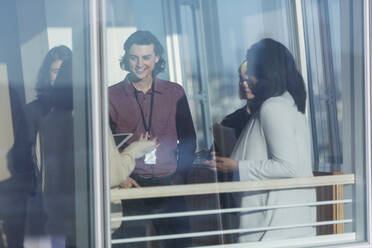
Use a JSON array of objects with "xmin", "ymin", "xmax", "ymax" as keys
[{"xmin": 0, "ymin": 0, "xmax": 370, "ymax": 247}]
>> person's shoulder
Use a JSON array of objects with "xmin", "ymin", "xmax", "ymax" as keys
[
  {"xmin": 156, "ymin": 78, "xmax": 183, "ymax": 89},
  {"xmin": 260, "ymin": 94, "xmax": 287, "ymax": 115},
  {"xmin": 262, "ymin": 92, "xmax": 293, "ymax": 109},
  {"xmin": 260, "ymin": 92, "xmax": 297, "ymax": 120},
  {"xmin": 109, "ymin": 80, "xmax": 131, "ymax": 100},
  {"xmin": 156, "ymin": 78, "xmax": 185, "ymax": 95},
  {"xmin": 109, "ymin": 80, "xmax": 127, "ymax": 92},
  {"xmin": 222, "ymin": 107, "xmax": 246, "ymax": 123},
  {"xmin": 231, "ymin": 107, "xmax": 247, "ymax": 116}
]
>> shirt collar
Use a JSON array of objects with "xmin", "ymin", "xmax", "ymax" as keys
[
  {"xmin": 123, "ymin": 77, "xmax": 163, "ymax": 95},
  {"xmin": 153, "ymin": 78, "xmax": 164, "ymax": 94}
]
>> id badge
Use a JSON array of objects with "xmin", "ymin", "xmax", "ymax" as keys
[{"xmin": 144, "ymin": 148, "xmax": 156, "ymax": 165}]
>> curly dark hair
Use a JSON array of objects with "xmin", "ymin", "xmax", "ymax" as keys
[
  {"xmin": 35, "ymin": 45, "xmax": 72, "ymax": 102},
  {"xmin": 120, "ymin": 31, "xmax": 166, "ymax": 77},
  {"xmin": 246, "ymin": 38, "xmax": 307, "ymax": 113}
]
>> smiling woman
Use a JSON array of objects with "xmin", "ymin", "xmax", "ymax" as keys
[{"xmin": 213, "ymin": 38, "xmax": 316, "ymax": 242}]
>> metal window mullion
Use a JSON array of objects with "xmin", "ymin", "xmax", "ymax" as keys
[
  {"xmin": 90, "ymin": 0, "xmax": 108, "ymax": 247},
  {"xmin": 364, "ymin": 0, "xmax": 372, "ymax": 244},
  {"xmin": 349, "ymin": 0, "xmax": 367, "ymax": 242},
  {"xmin": 293, "ymin": 0, "xmax": 320, "ymax": 171},
  {"xmin": 185, "ymin": 1, "xmax": 213, "ymax": 150},
  {"xmin": 162, "ymin": 0, "xmax": 184, "ymax": 85},
  {"xmin": 99, "ymin": 0, "xmax": 111, "ymax": 246},
  {"xmin": 318, "ymin": 0, "xmax": 342, "ymax": 171}
]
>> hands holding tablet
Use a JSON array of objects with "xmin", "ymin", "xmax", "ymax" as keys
[
  {"xmin": 122, "ymin": 133, "xmax": 158, "ymax": 160},
  {"xmin": 201, "ymin": 152, "xmax": 239, "ymax": 172},
  {"xmin": 119, "ymin": 133, "xmax": 158, "ymax": 189}
]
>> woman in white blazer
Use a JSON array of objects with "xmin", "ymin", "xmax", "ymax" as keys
[{"xmin": 206, "ymin": 38, "xmax": 316, "ymax": 242}]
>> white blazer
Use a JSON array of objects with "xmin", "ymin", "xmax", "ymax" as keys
[
  {"xmin": 231, "ymin": 91, "xmax": 316, "ymax": 242},
  {"xmin": 109, "ymin": 131, "xmax": 135, "ymax": 188}
]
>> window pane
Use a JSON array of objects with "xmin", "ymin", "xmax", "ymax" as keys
[
  {"xmin": 302, "ymin": 0, "xmax": 366, "ymax": 241},
  {"xmin": 0, "ymin": 0, "xmax": 95, "ymax": 247},
  {"xmin": 105, "ymin": 0, "xmax": 367, "ymax": 247}
]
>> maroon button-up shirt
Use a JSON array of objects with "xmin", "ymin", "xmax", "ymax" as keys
[{"xmin": 109, "ymin": 77, "xmax": 196, "ymax": 178}]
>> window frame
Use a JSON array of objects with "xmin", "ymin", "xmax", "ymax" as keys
[{"xmin": 93, "ymin": 0, "xmax": 372, "ymax": 247}]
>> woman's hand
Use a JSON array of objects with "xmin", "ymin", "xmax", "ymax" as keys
[
  {"xmin": 119, "ymin": 177, "xmax": 140, "ymax": 189},
  {"xmin": 215, "ymin": 156, "xmax": 239, "ymax": 172},
  {"xmin": 122, "ymin": 133, "xmax": 158, "ymax": 159},
  {"xmin": 202, "ymin": 152, "xmax": 239, "ymax": 172},
  {"xmin": 139, "ymin": 132, "xmax": 159, "ymax": 145}
]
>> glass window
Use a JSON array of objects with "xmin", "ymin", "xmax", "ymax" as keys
[
  {"xmin": 103, "ymin": 0, "xmax": 369, "ymax": 248},
  {"xmin": 0, "ymin": 0, "xmax": 96, "ymax": 247},
  {"xmin": 302, "ymin": 0, "xmax": 344, "ymax": 173},
  {"xmin": 2, "ymin": 0, "xmax": 369, "ymax": 247},
  {"xmin": 103, "ymin": 0, "xmax": 370, "ymax": 247},
  {"xmin": 104, "ymin": 0, "xmax": 369, "ymax": 247},
  {"xmin": 303, "ymin": 0, "xmax": 367, "ymax": 241}
]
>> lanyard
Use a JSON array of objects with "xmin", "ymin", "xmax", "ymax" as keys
[{"xmin": 133, "ymin": 80, "xmax": 155, "ymax": 135}]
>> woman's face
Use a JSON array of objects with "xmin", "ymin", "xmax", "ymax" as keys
[
  {"xmin": 50, "ymin": 59, "xmax": 63, "ymax": 85},
  {"xmin": 239, "ymin": 71, "xmax": 257, "ymax": 100}
]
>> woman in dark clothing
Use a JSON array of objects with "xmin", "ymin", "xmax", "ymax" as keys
[
  {"xmin": 22, "ymin": 45, "xmax": 72, "ymax": 236},
  {"xmin": 24, "ymin": 45, "xmax": 72, "ymax": 174},
  {"xmin": 38, "ymin": 57, "xmax": 76, "ymax": 248},
  {"xmin": 221, "ymin": 61, "xmax": 253, "ymax": 139}
]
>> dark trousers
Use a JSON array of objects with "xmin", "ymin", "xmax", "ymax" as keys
[{"xmin": 112, "ymin": 174, "xmax": 191, "ymax": 248}]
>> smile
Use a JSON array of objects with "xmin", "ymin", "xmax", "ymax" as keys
[{"xmin": 135, "ymin": 69, "xmax": 146, "ymax": 74}]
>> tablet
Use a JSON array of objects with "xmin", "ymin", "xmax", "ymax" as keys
[{"xmin": 113, "ymin": 133, "xmax": 133, "ymax": 148}]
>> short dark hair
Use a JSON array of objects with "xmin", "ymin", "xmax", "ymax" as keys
[
  {"xmin": 120, "ymin": 31, "xmax": 166, "ymax": 76},
  {"xmin": 36, "ymin": 45, "xmax": 72, "ymax": 101},
  {"xmin": 246, "ymin": 38, "xmax": 307, "ymax": 113}
]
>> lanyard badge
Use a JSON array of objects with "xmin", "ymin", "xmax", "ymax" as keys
[
  {"xmin": 133, "ymin": 80, "xmax": 157, "ymax": 165},
  {"xmin": 144, "ymin": 148, "xmax": 156, "ymax": 164}
]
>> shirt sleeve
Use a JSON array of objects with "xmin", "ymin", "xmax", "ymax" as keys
[
  {"xmin": 221, "ymin": 107, "xmax": 251, "ymax": 138},
  {"xmin": 238, "ymin": 100, "xmax": 301, "ymax": 181},
  {"xmin": 175, "ymin": 92, "xmax": 196, "ymax": 179},
  {"xmin": 109, "ymin": 99, "xmax": 118, "ymax": 133}
]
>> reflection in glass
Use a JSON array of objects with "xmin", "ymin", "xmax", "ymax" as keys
[{"xmin": 0, "ymin": 0, "xmax": 94, "ymax": 247}]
